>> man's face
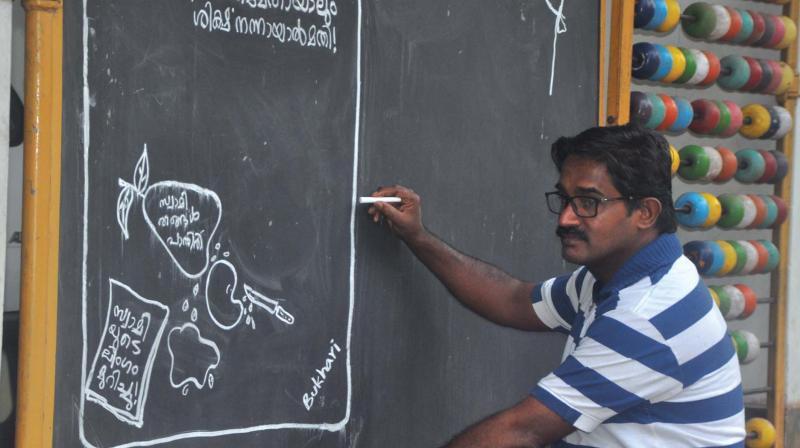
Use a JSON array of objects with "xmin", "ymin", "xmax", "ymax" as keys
[{"xmin": 555, "ymin": 156, "xmax": 641, "ymax": 272}]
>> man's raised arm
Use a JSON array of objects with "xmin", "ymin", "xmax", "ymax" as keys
[{"xmin": 367, "ymin": 185, "xmax": 551, "ymax": 331}]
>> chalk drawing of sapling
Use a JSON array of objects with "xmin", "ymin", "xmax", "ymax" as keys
[
  {"xmin": 117, "ymin": 144, "xmax": 222, "ymax": 278},
  {"xmin": 205, "ymin": 258, "xmax": 295, "ymax": 331}
]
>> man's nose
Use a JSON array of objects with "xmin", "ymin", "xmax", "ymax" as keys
[{"xmin": 558, "ymin": 204, "xmax": 581, "ymax": 227}]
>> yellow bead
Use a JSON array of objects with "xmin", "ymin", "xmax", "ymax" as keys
[
  {"xmin": 716, "ymin": 241, "xmax": 737, "ymax": 276},
  {"xmin": 662, "ymin": 46, "xmax": 686, "ymax": 83},
  {"xmin": 657, "ymin": 0, "xmax": 681, "ymax": 33},
  {"xmin": 670, "ymin": 145, "xmax": 680, "ymax": 175},
  {"xmin": 740, "ymin": 104, "xmax": 771, "ymax": 139},
  {"xmin": 746, "ymin": 417, "xmax": 776, "ymax": 448},
  {"xmin": 700, "ymin": 193, "xmax": 721, "ymax": 228}
]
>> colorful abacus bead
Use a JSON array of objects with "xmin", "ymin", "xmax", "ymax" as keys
[
  {"xmin": 690, "ymin": 99, "xmax": 720, "ymax": 134},
  {"xmin": 718, "ymin": 55, "xmax": 750, "ymax": 90},
  {"xmin": 632, "ymin": 42, "xmax": 662, "ymax": 80},
  {"xmin": 676, "ymin": 192, "xmax": 710, "ymax": 227},
  {"xmin": 714, "ymin": 147, "xmax": 738, "ymax": 182},
  {"xmin": 756, "ymin": 150, "xmax": 778, "ymax": 183},
  {"xmin": 682, "ymin": 3, "xmax": 719, "ymax": 40},
  {"xmin": 721, "ymin": 284, "xmax": 745, "ymax": 319},
  {"xmin": 699, "ymin": 193, "xmax": 722, "ymax": 228},
  {"xmin": 717, "ymin": 194, "xmax": 745, "ymax": 229},
  {"xmin": 684, "ymin": 240, "xmax": 716, "ymax": 275},
  {"xmin": 771, "ymin": 151, "xmax": 788, "ymax": 183},
  {"xmin": 669, "ymin": 145, "xmax": 680, "ymax": 176},
  {"xmin": 715, "ymin": 240, "xmax": 738, "ymax": 276},
  {"xmin": 735, "ymin": 149, "xmax": 766, "ymax": 183},
  {"xmin": 736, "ymin": 242, "xmax": 760, "ymax": 276},
  {"xmin": 736, "ymin": 283, "xmax": 758, "ymax": 319},
  {"xmin": 669, "ymin": 97, "xmax": 694, "ymax": 132},
  {"xmin": 657, "ymin": 0, "xmax": 681, "ymax": 32},
  {"xmin": 678, "ymin": 145, "xmax": 710, "ymax": 181},
  {"xmin": 740, "ymin": 104, "xmax": 771, "ymax": 139},
  {"xmin": 731, "ymin": 330, "xmax": 760, "ymax": 364},
  {"xmin": 746, "ymin": 417, "xmax": 776, "ymax": 448},
  {"xmin": 630, "ymin": 91, "xmax": 652, "ymax": 125}
]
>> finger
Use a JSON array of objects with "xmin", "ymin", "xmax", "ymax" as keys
[{"xmin": 376, "ymin": 201, "xmax": 404, "ymax": 221}]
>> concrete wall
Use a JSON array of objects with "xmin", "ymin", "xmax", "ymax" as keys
[
  {"xmin": 4, "ymin": 0, "xmax": 24, "ymax": 313},
  {"xmin": 0, "ymin": 0, "xmax": 12, "ymax": 324}
]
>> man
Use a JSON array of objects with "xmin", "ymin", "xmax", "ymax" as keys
[{"xmin": 367, "ymin": 124, "xmax": 745, "ymax": 447}]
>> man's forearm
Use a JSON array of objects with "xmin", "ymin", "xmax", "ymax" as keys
[
  {"xmin": 442, "ymin": 408, "xmax": 544, "ymax": 448},
  {"xmin": 402, "ymin": 228, "xmax": 538, "ymax": 330}
]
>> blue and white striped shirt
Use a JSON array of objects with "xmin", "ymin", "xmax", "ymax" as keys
[{"xmin": 531, "ymin": 233, "xmax": 745, "ymax": 447}]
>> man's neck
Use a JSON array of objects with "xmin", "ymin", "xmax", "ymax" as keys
[{"xmin": 587, "ymin": 230, "xmax": 661, "ymax": 285}]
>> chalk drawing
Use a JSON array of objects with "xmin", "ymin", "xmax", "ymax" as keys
[
  {"xmin": 167, "ymin": 323, "xmax": 221, "ymax": 391},
  {"xmin": 544, "ymin": 0, "xmax": 566, "ymax": 96},
  {"xmin": 80, "ymin": 0, "xmax": 360, "ymax": 445},
  {"xmin": 243, "ymin": 283, "xmax": 295, "ymax": 325},
  {"xmin": 204, "ymin": 259, "xmax": 244, "ymax": 330},
  {"xmin": 85, "ymin": 279, "xmax": 170, "ymax": 428},
  {"xmin": 117, "ymin": 146, "xmax": 223, "ymax": 278}
]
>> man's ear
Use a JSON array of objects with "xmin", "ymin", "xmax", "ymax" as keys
[{"xmin": 635, "ymin": 197, "xmax": 662, "ymax": 229}]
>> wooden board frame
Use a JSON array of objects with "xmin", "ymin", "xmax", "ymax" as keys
[
  {"xmin": 14, "ymin": 1, "xmax": 619, "ymax": 445},
  {"xmin": 15, "ymin": 0, "xmax": 62, "ymax": 447},
  {"xmin": 769, "ymin": 2, "xmax": 799, "ymax": 447}
]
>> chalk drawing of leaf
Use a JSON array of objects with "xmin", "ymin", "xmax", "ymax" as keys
[
  {"xmin": 117, "ymin": 185, "xmax": 135, "ymax": 240},
  {"xmin": 133, "ymin": 144, "xmax": 150, "ymax": 194}
]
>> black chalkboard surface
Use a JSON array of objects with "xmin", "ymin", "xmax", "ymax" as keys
[{"xmin": 57, "ymin": 1, "xmax": 600, "ymax": 446}]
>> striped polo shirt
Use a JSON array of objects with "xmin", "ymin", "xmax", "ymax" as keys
[{"xmin": 531, "ymin": 233, "xmax": 745, "ymax": 447}]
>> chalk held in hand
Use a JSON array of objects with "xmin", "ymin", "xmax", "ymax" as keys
[{"xmin": 359, "ymin": 196, "xmax": 401, "ymax": 204}]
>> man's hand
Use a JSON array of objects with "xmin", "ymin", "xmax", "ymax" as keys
[
  {"xmin": 367, "ymin": 185, "xmax": 425, "ymax": 242},
  {"xmin": 443, "ymin": 397, "xmax": 575, "ymax": 448}
]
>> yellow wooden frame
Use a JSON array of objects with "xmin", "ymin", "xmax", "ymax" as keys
[
  {"xmin": 605, "ymin": 0, "xmax": 634, "ymax": 126},
  {"xmin": 16, "ymin": 0, "xmax": 62, "ymax": 447},
  {"xmin": 769, "ymin": 2, "xmax": 799, "ymax": 447}
]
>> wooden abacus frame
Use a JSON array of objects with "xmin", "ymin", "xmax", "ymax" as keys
[{"xmin": 608, "ymin": 1, "xmax": 800, "ymax": 446}]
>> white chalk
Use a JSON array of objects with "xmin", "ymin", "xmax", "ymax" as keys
[{"xmin": 358, "ymin": 196, "xmax": 401, "ymax": 204}]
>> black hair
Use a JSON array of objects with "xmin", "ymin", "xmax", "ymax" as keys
[{"xmin": 550, "ymin": 123, "xmax": 677, "ymax": 234}]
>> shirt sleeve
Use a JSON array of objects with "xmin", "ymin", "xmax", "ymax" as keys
[
  {"xmin": 531, "ymin": 267, "xmax": 586, "ymax": 333},
  {"xmin": 532, "ymin": 308, "xmax": 684, "ymax": 432}
]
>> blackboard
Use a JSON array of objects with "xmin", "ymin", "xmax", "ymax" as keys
[{"xmin": 56, "ymin": 1, "xmax": 600, "ymax": 446}]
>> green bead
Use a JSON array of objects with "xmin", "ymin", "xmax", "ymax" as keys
[
  {"xmin": 678, "ymin": 145, "xmax": 710, "ymax": 180},
  {"xmin": 731, "ymin": 331, "xmax": 749, "ymax": 362},
  {"xmin": 759, "ymin": 239, "xmax": 780, "ymax": 272},
  {"xmin": 718, "ymin": 55, "xmax": 750, "ymax": 90},
  {"xmin": 727, "ymin": 240, "xmax": 748, "ymax": 275},
  {"xmin": 645, "ymin": 93, "xmax": 666, "ymax": 129},
  {"xmin": 711, "ymin": 100, "xmax": 731, "ymax": 135},
  {"xmin": 718, "ymin": 194, "xmax": 745, "ymax": 228},
  {"xmin": 735, "ymin": 149, "xmax": 766, "ymax": 183},
  {"xmin": 711, "ymin": 285, "xmax": 731, "ymax": 316},
  {"xmin": 682, "ymin": 2, "xmax": 717, "ymax": 39},
  {"xmin": 675, "ymin": 47, "xmax": 698, "ymax": 83}
]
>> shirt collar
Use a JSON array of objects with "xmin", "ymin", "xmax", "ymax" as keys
[{"xmin": 595, "ymin": 233, "xmax": 682, "ymax": 297}]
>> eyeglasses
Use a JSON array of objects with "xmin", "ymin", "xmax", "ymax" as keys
[{"xmin": 545, "ymin": 191, "xmax": 636, "ymax": 218}]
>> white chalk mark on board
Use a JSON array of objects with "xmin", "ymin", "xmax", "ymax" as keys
[
  {"xmin": 243, "ymin": 283, "xmax": 295, "ymax": 325},
  {"xmin": 191, "ymin": 0, "xmax": 339, "ymax": 54},
  {"xmin": 167, "ymin": 323, "xmax": 221, "ymax": 392},
  {"xmin": 543, "ymin": 0, "xmax": 567, "ymax": 96},
  {"xmin": 117, "ymin": 145, "xmax": 223, "ymax": 278},
  {"xmin": 85, "ymin": 279, "xmax": 170, "ymax": 428},
  {"xmin": 80, "ymin": 0, "xmax": 359, "ymax": 444},
  {"xmin": 204, "ymin": 259, "xmax": 245, "ymax": 330}
]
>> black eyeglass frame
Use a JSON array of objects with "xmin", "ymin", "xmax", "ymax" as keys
[{"xmin": 544, "ymin": 191, "xmax": 638, "ymax": 218}]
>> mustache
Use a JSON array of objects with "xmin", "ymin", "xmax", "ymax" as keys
[{"xmin": 556, "ymin": 226, "xmax": 588, "ymax": 241}]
